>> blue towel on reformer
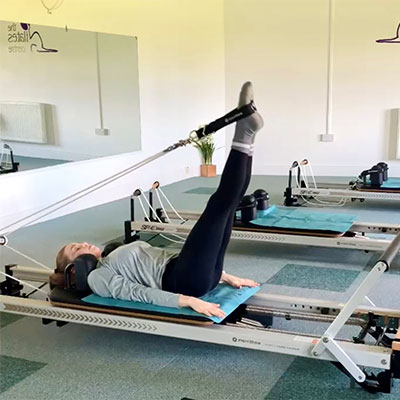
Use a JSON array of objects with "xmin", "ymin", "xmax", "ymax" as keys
[
  {"xmin": 82, "ymin": 283, "xmax": 260, "ymax": 323},
  {"xmin": 365, "ymin": 178, "xmax": 400, "ymax": 189},
  {"xmin": 247, "ymin": 205, "xmax": 356, "ymax": 233}
]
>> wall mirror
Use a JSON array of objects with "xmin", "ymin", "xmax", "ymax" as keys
[{"xmin": 0, "ymin": 21, "xmax": 141, "ymax": 172}]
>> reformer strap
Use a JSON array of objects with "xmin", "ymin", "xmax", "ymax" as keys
[{"xmin": 194, "ymin": 102, "xmax": 257, "ymax": 139}]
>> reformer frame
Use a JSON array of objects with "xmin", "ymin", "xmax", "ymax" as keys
[
  {"xmin": 284, "ymin": 161, "xmax": 400, "ymax": 206},
  {"xmin": 285, "ymin": 185, "xmax": 400, "ymax": 206},
  {"xmin": 123, "ymin": 185, "xmax": 400, "ymax": 253},
  {"xmin": 1, "ymin": 234, "xmax": 400, "ymax": 393}
]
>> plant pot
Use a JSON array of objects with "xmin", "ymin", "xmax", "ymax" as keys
[{"xmin": 200, "ymin": 164, "xmax": 216, "ymax": 177}]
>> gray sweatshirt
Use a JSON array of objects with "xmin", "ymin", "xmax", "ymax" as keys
[{"xmin": 87, "ymin": 241, "xmax": 180, "ymax": 307}]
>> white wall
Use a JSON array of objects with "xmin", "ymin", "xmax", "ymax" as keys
[
  {"xmin": 0, "ymin": 23, "xmax": 141, "ymax": 160},
  {"xmin": 225, "ymin": 0, "xmax": 400, "ymax": 176},
  {"xmin": 0, "ymin": 0, "xmax": 226, "ymax": 233}
]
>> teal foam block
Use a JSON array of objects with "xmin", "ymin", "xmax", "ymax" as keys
[
  {"xmin": 83, "ymin": 283, "xmax": 260, "ymax": 323},
  {"xmin": 249, "ymin": 205, "xmax": 357, "ymax": 233}
]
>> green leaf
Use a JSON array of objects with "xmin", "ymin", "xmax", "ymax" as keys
[{"xmin": 192, "ymin": 135, "xmax": 215, "ymax": 164}]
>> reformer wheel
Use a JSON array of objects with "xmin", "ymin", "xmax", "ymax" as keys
[{"xmin": 0, "ymin": 236, "xmax": 7, "ymax": 246}]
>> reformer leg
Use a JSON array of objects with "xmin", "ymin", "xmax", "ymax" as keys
[
  {"xmin": 311, "ymin": 232, "xmax": 400, "ymax": 384},
  {"xmin": 312, "ymin": 261, "xmax": 388, "ymax": 382}
]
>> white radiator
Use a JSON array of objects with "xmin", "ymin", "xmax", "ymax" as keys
[{"xmin": 0, "ymin": 102, "xmax": 48, "ymax": 143}]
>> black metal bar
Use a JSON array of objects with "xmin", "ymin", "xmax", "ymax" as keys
[
  {"xmin": 130, "ymin": 197, "xmax": 135, "ymax": 222},
  {"xmin": 149, "ymin": 191, "xmax": 154, "ymax": 221},
  {"xmin": 25, "ymin": 282, "xmax": 47, "ymax": 298}
]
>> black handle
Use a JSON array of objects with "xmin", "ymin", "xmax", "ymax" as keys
[{"xmin": 195, "ymin": 101, "xmax": 257, "ymax": 139}]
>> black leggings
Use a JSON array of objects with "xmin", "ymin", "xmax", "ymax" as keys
[{"xmin": 162, "ymin": 149, "xmax": 252, "ymax": 297}]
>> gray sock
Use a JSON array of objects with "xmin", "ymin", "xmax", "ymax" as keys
[{"xmin": 232, "ymin": 81, "xmax": 264, "ymax": 155}]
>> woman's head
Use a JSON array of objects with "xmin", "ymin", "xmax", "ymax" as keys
[{"xmin": 49, "ymin": 242, "xmax": 102, "ymax": 289}]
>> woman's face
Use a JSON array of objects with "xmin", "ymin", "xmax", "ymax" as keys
[{"xmin": 64, "ymin": 242, "xmax": 102, "ymax": 262}]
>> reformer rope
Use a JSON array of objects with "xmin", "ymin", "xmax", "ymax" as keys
[
  {"xmin": 136, "ymin": 189, "xmax": 186, "ymax": 244},
  {"xmin": 294, "ymin": 159, "xmax": 348, "ymax": 207},
  {"xmin": 155, "ymin": 187, "xmax": 186, "ymax": 223},
  {"xmin": 5, "ymin": 244, "xmax": 52, "ymax": 270}
]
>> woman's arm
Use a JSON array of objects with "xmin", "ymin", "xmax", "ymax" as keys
[
  {"xmin": 88, "ymin": 268, "xmax": 180, "ymax": 307},
  {"xmin": 178, "ymin": 295, "xmax": 226, "ymax": 319},
  {"xmin": 220, "ymin": 272, "xmax": 259, "ymax": 289}
]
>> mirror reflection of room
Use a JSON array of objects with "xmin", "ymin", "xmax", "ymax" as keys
[{"xmin": 0, "ymin": 21, "xmax": 141, "ymax": 172}]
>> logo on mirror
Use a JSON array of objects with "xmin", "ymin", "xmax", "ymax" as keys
[{"xmin": 7, "ymin": 22, "xmax": 58, "ymax": 53}]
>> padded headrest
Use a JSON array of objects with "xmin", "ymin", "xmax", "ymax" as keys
[{"xmin": 64, "ymin": 254, "xmax": 98, "ymax": 294}]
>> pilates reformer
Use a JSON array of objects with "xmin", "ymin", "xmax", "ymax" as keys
[
  {"xmin": 0, "ymin": 143, "xmax": 19, "ymax": 174},
  {"xmin": 123, "ymin": 182, "xmax": 400, "ymax": 253},
  {"xmin": 1, "ymin": 233, "xmax": 400, "ymax": 393},
  {"xmin": 1, "ymin": 93, "xmax": 400, "ymax": 393},
  {"xmin": 284, "ymin": 159, "xmax": 400, "ymax": 206}
]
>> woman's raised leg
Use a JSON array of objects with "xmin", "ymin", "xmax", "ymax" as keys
[{"xmin": 163, "ymin": 82, "xmax": 263, "ymax": 296}]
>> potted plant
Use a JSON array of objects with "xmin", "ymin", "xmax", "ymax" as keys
[{"xmin": 193, "ymin": 135, "xmax": 216, "ymax": 177}]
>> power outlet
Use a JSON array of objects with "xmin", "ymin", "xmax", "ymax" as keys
[
  {"xmin": 319, "ymin": 134, "xmax": 334, "ymax": 142},
  {"xmin": 95, "ymin": 128, "xmax": 109, "ymax": 136}
]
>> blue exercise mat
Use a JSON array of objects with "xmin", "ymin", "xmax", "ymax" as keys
[
  {"xmin": 82, "ymin": 283, "xmax": 260, "ymax": 323},
  {"xmin": 247, "ymin": 205, "xmax": 357, "ymax": 233},
  {"xmin": 364, "ymin": 178, "xmax": 400, "ymax": 189}
]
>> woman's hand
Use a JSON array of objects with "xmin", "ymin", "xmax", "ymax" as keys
[
  {"xmin": 221, "ymin": 272, "xmax": 259, "ymax": 289},
  {"xmin": 178, "ymin": 295, "xmax": 226, "ymax": 319}
]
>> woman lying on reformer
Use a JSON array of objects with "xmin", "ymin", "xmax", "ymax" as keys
[{"xmin": 49, "ymin": 82, "xmax": 264, "ymax": 319}]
